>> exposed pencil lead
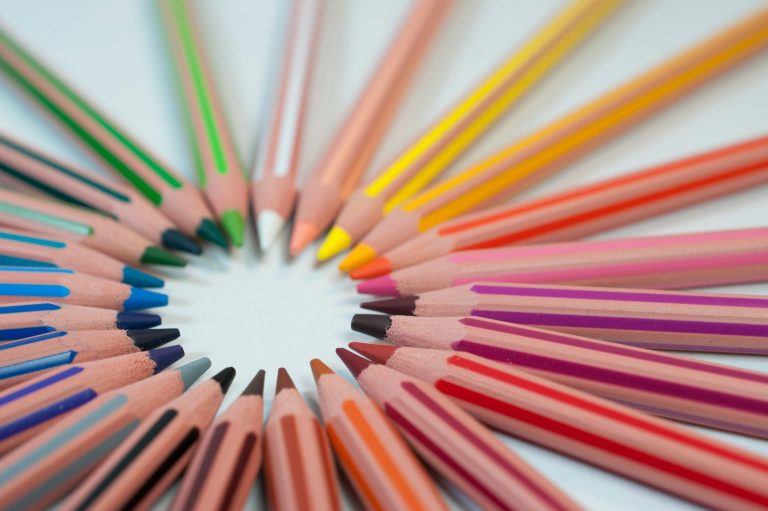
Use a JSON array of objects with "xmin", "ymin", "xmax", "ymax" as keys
[
  {"xmin": 310, "ymin": 359, "xmax": 334, "ymax": 382},
  {"xmin": 243, "ymin": 370, "xmax": 266, "ymax": 396},
  {"xmin": 351, "ymin": 314, "xmax": 392, "ymax": 338},
  {"xmin": 360, "ymin": 296, "xmax": 417, "ymax": 315},
  {"xmin": 336, "ymin": 348, "xmax": 372, "ymax": 379},
  {"xmin": 276, "ymin": 367, "xmax": 296, "ymax": 392},
  {"xmin": 212, "ymin": 367, "xmax": 236, "ymax": 393},
  {"xmin": 349, "ymin": 342, "xmax": 397, "ymax": 364}
]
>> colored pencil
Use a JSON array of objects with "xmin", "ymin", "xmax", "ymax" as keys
[
  {"xmin": 350, "ymin": 345, "xmax": 768, "ymax": 511},
  {"xmin": 171, "ymin": 370, "xmax": 265, "ymax": 511},
  {"xmin": 0, "ymin": 345, "xmax": 183, "ymax": 455},
  {"xmin": 0, "ymin": 267, "xmax": 168, "ymax": 310},
  {"xmin": 289, "ymin": 0, "xmax": 451, "ymax": 255},
  {"xmin": 0, "ymin": 227, "xmax": 164, "ymax": 287},
  {"xmin": 0, "ymin": 187, "xmax": 186, "ymax": 267},
  {"xmin": 159, "ymin": 0, "xmax": 248, "ymax": 247},
  {"xmin": 362, "ymin": 282, "xmax": 768, "ymax": 353},
  {"xmin": 319, "ymin": 0, "xmax": 623, "ymax": 261},
  {"xmin": 0, "ymin": 132, "xmax": 201, "ymax": 254},
  {"xmin": 0, "ymin": 302, "xmax": 161, "ymax": 341},
  {"xmin": 252, "ymin": 0, "xmax": 323, "ymax": 251},
  {"xmin": 349, "ymin": 322, "xmax": 768, "ymax": 437},
  {"xmin": 351, "ymin": 135, "xmax": 768, "ymax": 278},
  {"xmin": 357, "ymin": 227, "xmax": 768, "ymax": 295},
  {"xmin": 310, "ymin": 358, "xmax": 448, "ymax": 510},
  {"xmin": 0, "ymin": 27, "xmax": 227, "ymax": 248},
  {"xmin": 0, "ymin": 328, "xmax": 179, "ymax": 389},
  {"xmin": 0, "ymin": 358, "xmax": 210, "ymax": 511},
  {"xmin": 60, "ymin": 367, "xmax": 235, "ymax": 511},
  {"xmin": 336, "ymin": 348, "xmax": 581, "ymax": 511},
  {"xmin": 264, "ymin": 368, "xmax": 340, "ymax": 511},
  {"xmin": 341, "ymin": 7, "xmax": 768, "ymax": 271}
]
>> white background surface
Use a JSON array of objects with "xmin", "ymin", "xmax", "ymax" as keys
[{"xmin": 1, "ymin": 0, "xmax": 767, "ymax": 509}]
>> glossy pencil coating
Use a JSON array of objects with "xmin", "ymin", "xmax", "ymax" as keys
[
  {"xmin": 0, "ymin": 267, "xmax": 168, "ymax": 310},
  {"xmin": 159, "ymin": 0, "xmax": 247, "ymax": 247},
  {"xmin": 353, "ymin": 135, "xmax": 768, "ymax": 278},
  {"xmin": 172, "ymin": 370, "xmax": 265, "ymax": 511},
  {"xmin": 0, "ymin": 25, "xmax": 226, "ymax": 247},
  {"xmin": 354, "ymin": 346, "xmax": 768, "ymax": 511},
  {"xmin": 0, "ymin": 131, "xmax": 201, "ymax": 254},
  {"xmin": 357, "ymin": 227, "xmax": 768, "ymax": 295},
  {"xmin": 264, "ymin": 368, "xmax": 341, "ymax": 511},
  {"xmin": 322, "ymin": 0, "xmax": 623, "ymax": 262},
  {"xmin": 362, "ymin": 282, "xmax": 768, "ymax": 353},
  {"xmin": 289, "ymin": 0, "xmax": 451, "ymax": 255},
  {"xmin": 253, "ymin": 0, "xmax": 323, "ymax": 251},
  {"xmin": 0, "ymin": 345, "xmax": 183, "ymax": 455},
  {"xmin": 342, "ymin": 7, "xmax": 768, "ymax": 270},
  {"xmin": 0, "ymin": 358, "xmax": 210, "ymax": 511},
  {"xmin": 61, "ymin": 366, "xmax": 235, "ymax": 511},
  {"xmin": 0, "ymin": 302, "xmax": 161, "ymax": 341},
  {"xmin": 336, "ymin": 348, "xmax": 581, "ymax": 511},
  {"xmin": 310, "ymin": 359, "xmax": 448, "ymax": 510}
]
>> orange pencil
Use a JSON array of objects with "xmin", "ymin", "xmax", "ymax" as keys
[{"xmin": 310, "ymin": 358, "xmax": 448, "ymax": 510}]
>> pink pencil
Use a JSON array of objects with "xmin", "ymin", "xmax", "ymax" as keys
[
  {"xmin": 351, "ymin": 344, "xmax": 768, "ymax": 511},
  {"xmin": 358, "ymin": 227, "xmax": 768, "ymax": 296}
]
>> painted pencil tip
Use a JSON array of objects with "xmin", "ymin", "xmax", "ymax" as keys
[
  {"xmin": 339, "ymin": 244, "xmax": 378, "ymax": 273},
  {"xmin": 310, "ymin": 359, "xmax": 334, "ymax": 382},
  {"xmin": 360, "ymin": 296, "xmax": 416, "ymax": 315},
  {"xmin": 162, "ymin": 229, "xmax": 203, "ymax": 255},
  {"xmin": 221, "ymin": 210, "xmax": 246, "ymax": 248},
  {"xmin": 317, "ymin": 227, "xmax": 351, "ymax": 261},
  {"xmin": 243, "ymin": 370, "xmax": 266, "ymax": 396},
  {"xmin": 148, "ymin": 345, "xmax": 185, "ymax": 373},
  {"xmin": 349, "ymin": 342, "xmax": 397, "ymax": 364},
  {"xmin": 123, "ymin": 288, "xmax": 169, "ymax": 311},
  {"xmin": 357, "ymin": 275, "xmax": 398, "ymax": 295},
  {"xmin": 178, "ymin": 358, "xmax": 211, "ymax": 389},
  {"xmin": 197, "ymin": 218, "xmax": 229, "ymax": 249},
  {"xmin": 141, "ymin": 246, "xmax": 187, "ymax": 267},
  {"xmin": 212, "ymin": 367, "xmax": 237, "ymax": 393},
  {"xmin": 122, "ymin": 266, "xmax": 164, "ymax": 288},
  {"xmin": 256, "ymin": 210, "xmax": 286, "ymax": 252},
  {"xmin": 127, "ymin": 328, "xmax": 180, "ymax": 350},
  {"xmin": 276, "ymin": 367, "xmax": 296, "ymax": 392},
  {"xmin": 336, "ymin": 348, "xmax": 372, "ymax": 378},
  {"xmin": 116, "ymin": 312, "xmax": 162, "ymax": 329},
  {"xmin": 349, "ymin": 256, "xmax": 392, "ymax": 280},
  {"xmin": 351, "ymin": 314, "xmax": 392, "ymax": 338},
  {"xmin": 289, "ymin": 222, "xmax": 319, "ymax": 256}
]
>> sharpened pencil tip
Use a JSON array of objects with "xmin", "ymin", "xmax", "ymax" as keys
[
  {"xmin": 336, "ymin": 348, "xmax": 372, "ymax": 378},
  {"xmin": 256, "ymin": 211, "xmax": 285, "ymax": 252},
  {"xmin": 361, "ymin": 296, "xmax": 416, "ymax": 315},
  {"xmin": 317, "ymin": 227, "xmax": 351, "ymax": 261},
  {"xmin": 123, "ymin": 288, "xmax": 169, "ymax": 311},
  {"xmin": 197, "ymin": 218, "xmax": 229, "ymax": 249},
  {"xmin": 349, "ymin": 256, "xmax": 392, "ymax": 280},
  {"xmin": 162, "ymin": 229, "xmax": 203, "ymax": 255},
  {"xmin": 349, "ymin": 342, "xmax": 397, "ymax": 364},
  {"xmin": 178, "ymin": 358, "xmax": 212, "ymax": 389},
  {"xmin": 141, "ymin": 246, "xmax": 187, "ymax": 267},
  {"xmin": 276, "ymin": 367, "xmax": 296, "ymax": 392},
  {"xmin": 289, "ymin": 222, "xmax": 319, "ymax": 256},
  {"xmin": 357, "ymin": 275, "xmax": 398, "ymax": 295},
  {"xmin": 116, "ymin": 312, "xmax": 162, "ymax": 329},
  {"xmin": 122, "ymin": 267, "xmax": 165, "ymax": 288},
  {"xmin": 148, "ymin": 345, "xmax": 185, "ymax": 372},
  {"xmin": 212, "ymin": 367, "xmax": 236, "ymax": 393},
  {"xmin": 310, "ymin": 359, "xmax": 334, "ymax": 382},
  {"xmin": 243, "ymin": 370, "xmax": 266, "ymax": 396},
  {"xmin": 127, "ymin": 328, "xmax": 180, "ymax": 350},
  {"xmin": 221, "ymin": 210, "xmax": 246, "ymax": 247},
  {"xmin": 351, "ymin": 314, "xmax": 392, "ymax": 338},
  {"xmin": 339, "ymin": 243, "xmax": 378, "ymax": 273}
]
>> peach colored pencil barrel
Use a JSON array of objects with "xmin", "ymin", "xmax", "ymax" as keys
[
  {"xmin": 337, "ymin": 349, "xmax": 581, "ymax": 511},
  {"xmin": 264, "ymin": 368, "xmax": 341, "ymax": 511},
  {"xmin": 253, "ymin": 0, "xmax": 323, "ymax": 251},
  {"xmin": 289, "ymin": 0, "xmax": 451, "ymax": 255},
  {"xmin": 362, "ymin": 347, "xmax": 768, "ymax": 511},
  {"xmin": 342, "ymin": 8, "xmax": 768, "ymax": 271},
  {"xmin": 310, "ymin": 359, "xmax": 448, "ymax": 510},
  {"xmin": 0, "ymin": 358, "xmax": 210, "ymax": 511},
  {"xmin": 172, "ymin": 370, "xmax": 265, "ymax": 511},
  {"xmin": 60, "ymin": 367, "xmax": 234, "ymax": 511}
]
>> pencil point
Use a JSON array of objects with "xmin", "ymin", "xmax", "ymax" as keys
[
  {"xmin": 339, "ymin": 244, "xmax": 377, "ymax": 272},
  {"xmin": 127, "ymin": 328, "xmax": 180, "ymax": 350},
  {"xmin": 317, "ymin": 227, "xmax": 351, "ymax": 261},
  {"xmin": 124, "ymin": 288, "xmax": 169, "ymax": 311},
  {"xmin": 357, "ymin": 275, "xmax": 398, "ymax": 295},
  {"xmin": 178, "ymin": 358, "xmax": 211, "ymax": 389},
  {"xmin": 162, "ymin": 229, "xmax": 203, "ymax": 255},
  {"xmin": 212, "ymin": 367, "xmax": 236, "ymax": 393},
  {"xmin": 361, "ymin": 296, "xmax": 417, "ymax": 315},
  {"xmin": 197, "ymin": 218, "xmax": 229, "ymax": 249},
  {"xmin": 116, "ymin": 312, "xmax": 162, "ymax": 329},
  {"xmin": 148, "ymin": 345, "xmax": 185, "ymax": 373},
  {"xmin": 122, "ymin": 267, "xmax": 165, "ymax": 288},
  {"xmin": 336, "ymin": 348, "xmax": 372, "ymax": 378},
  {"xmin": 256, "ymin": 210, "xmax": 285, "ymax": 251},
  {"xmin": 276, "ymin": 367, "xmax": 296, "ymax": 392},
  {"xmin": 310, "ymin": 358, "xmax": 334, "ymax": 382},
  {"xmin": 140, "ymin": 246, "xmax": 187, "ymax": 267},
  {"xmin": 289, "ymin": 222, "xmax": 320, "ymax": 256},
  {"xmin": 349, "ymin": 342, "xmax": 397, "ymax": 364},
  {"xmin": 243, "ymin": 370, "xmax": 266, "ymax": 396},
  {"xmin": 351, "ymin": 314, "xmax": 392, "ymax": 338},
  {"xmin": 221, "ymin": 210, "xmax": 246, "ymax": 247},
  {"xmin": 349, "ymin": 256, "xmax": 393, "ymax": 280}
]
